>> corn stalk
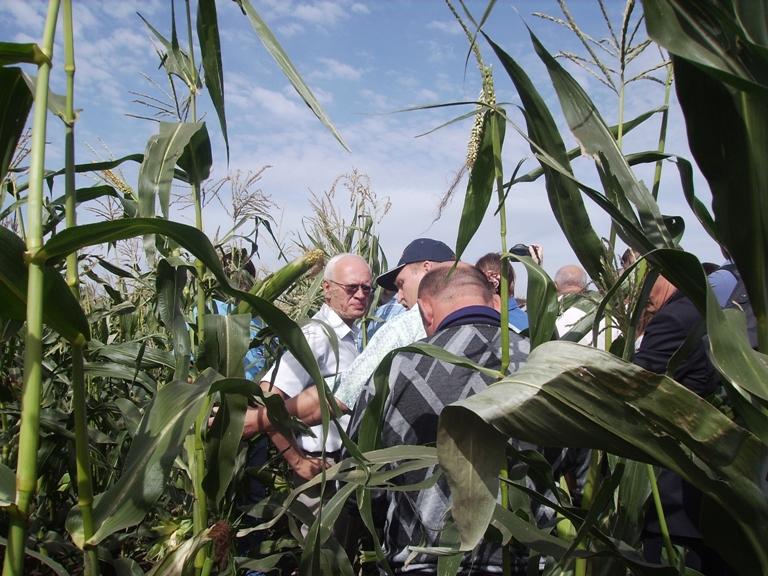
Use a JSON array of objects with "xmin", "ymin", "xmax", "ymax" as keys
[
  {"xmin": 2, "ymin": 1, "xmax": 61, "ymax": 575},
  {"xmin": 61, "ymin": 2, "xmax": 98, "ymax": 574}
]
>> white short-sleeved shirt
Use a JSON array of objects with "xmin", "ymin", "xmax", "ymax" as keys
[{"xmin": 262, "ymin": 303, "xmax": 358, "ymax": 453}]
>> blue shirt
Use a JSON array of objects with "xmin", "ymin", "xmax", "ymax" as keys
[
  {"xmin": 211, "ymin": 299, "xmax": 267, "ymax": 380},
  {"xmin": 368, "ymin": 300, "xmax": 406, "ymax": 336},
  {"xmin": 508, "ymin": 297, "xmax": 529, "ymax": 332}
]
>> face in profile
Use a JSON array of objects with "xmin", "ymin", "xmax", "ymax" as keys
[
  {"xmin": 394, "ymin": 262, "xmax": 426, "ymax": 310},
  {"xmin": 323, "ymin": 256, "xmax": 372, "ymax": 322}
]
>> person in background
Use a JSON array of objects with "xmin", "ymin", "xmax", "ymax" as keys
[
  {"xmin": 251, "ymin": 253, "xmax": 372, "ymax": 481},
  {"xmin": 554, "ymin": 264, "xmax": 608, "ymax": 348},
  {"xmin": 476, "ymin": 251, "xmax": 529, "ymax": 333},
  {"xmin": 346, "ymin": 265, "xmax": 531, "ymax": 574},
  {"xmin": 554, "ymin": 264, "xmax": 589, "ymax": 296},
  {"xmin": 634, "ymin": 276, "xmax": 735, "ymax": 574}
]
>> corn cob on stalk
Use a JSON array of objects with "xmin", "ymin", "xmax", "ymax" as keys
[{"xmin": 236, "ymin": 249, "xmax": 325, "ymax": 313}]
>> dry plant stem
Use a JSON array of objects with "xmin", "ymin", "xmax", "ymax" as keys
[
  {"xmin": 63, "ymin": 2, "xmax": 98, "ymax": 574},
  {"xmin": 2, "ymin": 2, "xmax": 60, "ymax": 576}
]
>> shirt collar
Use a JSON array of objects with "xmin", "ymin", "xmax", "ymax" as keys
[
  {"xmin": 436, "ymin": 305, "xmax": 501, "ymax": 332},
  {"xmin": 318, "ymin": 303, "xmax": 359, "ymax": 340}
]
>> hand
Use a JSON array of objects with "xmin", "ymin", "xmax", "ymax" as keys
[
  {"xmin": 290, "ymin": 455, "xmax": 331, "ymax": 481},
  {"xmin": 528, "ymin": 243, "xmax": 543, "ymax": 265},
  {"xmin": 207, "ymin": 405, "xmax": 219, "ymax": 429}
]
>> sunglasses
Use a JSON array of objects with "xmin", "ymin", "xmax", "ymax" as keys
[{"xmin": 327, "ymin": 279, "xmax": 373, "ymax": 296}]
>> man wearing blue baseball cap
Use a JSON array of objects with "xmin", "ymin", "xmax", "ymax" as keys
[{"xmin": 376, "ymin": 237, "xmax": 456, "ymax": 309}]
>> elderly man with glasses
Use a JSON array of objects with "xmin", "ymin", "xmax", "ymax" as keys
[{"xmin": 250, "ymin": 253, "xmax": 372, "ymax": 482}]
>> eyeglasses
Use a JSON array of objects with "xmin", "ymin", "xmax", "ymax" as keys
[{"xmin": 327, "ymin": 279, "xmax": 373, "ymax": 296}]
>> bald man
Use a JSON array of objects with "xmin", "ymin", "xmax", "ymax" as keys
[
  {"xmin": 554, "ymin": 264, "xmax": 589, "ymax": 296},
  {"xmin": 345, "ymin": 266, "xmax": 530, "ymax": 574},
  {"xmin": 553, "ymin": 264, "xmax": 609, "ymax": 348}
]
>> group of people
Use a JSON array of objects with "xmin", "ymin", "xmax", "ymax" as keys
[{"xmin": 229, "ymin": 237, "xmax": 745, "ymax": 575}]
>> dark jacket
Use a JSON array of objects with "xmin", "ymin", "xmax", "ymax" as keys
[
  {"xmin": 635, "ymin": 291, "xmax": 719, "ymax": 537},
  {"xmin": 346, "ymin": 309, "xmax": 536, "ymax": 574}
]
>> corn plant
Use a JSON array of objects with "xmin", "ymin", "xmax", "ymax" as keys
[
  {"xmin": 0, "ymin": 0, "xmax": 350, "ymax": 573},
  {"xmin": 431, "ymin": 2, "xmax": 768, "ymax": 575}
]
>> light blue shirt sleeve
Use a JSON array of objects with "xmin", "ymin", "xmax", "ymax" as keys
[
  {"xmin": 333, "ymin": 306, "xmax": 426, "ymax": 408},
  {"xmin": 708, "ymin": 268, "xmax": 737, "ymax": 307}
]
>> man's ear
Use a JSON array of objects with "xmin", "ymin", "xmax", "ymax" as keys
[
  {"xmin": 321, "ymin": 280, "xmax": 332, "ymax": 301},
  {"xmin": 418, "ymin": 297, "xmax": 435, "ymax": 334}
]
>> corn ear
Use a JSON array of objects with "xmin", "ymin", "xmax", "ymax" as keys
[{"xmin": 236, "ymin": 249, "xmax": 325, "ymax": 314}]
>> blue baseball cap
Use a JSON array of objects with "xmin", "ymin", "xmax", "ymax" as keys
[{"xmin": 376, "ymin": 238, "xmax": 456, "ymax": 290}]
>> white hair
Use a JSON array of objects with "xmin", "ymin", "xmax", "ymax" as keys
[
  {"xmin": 554, "ymin": 264, "xmax": 588, "ymax": 294},
  {"xmin": 324, "ymin": 253, "xmax": 370, "ymax": 280}
]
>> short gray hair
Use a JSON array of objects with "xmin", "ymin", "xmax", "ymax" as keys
[
  {"xmin": 324, "ymin": 253, "xmax": 370, "ymax": 280},
  {"xmin": 554, "ymin": 264, "xmax": 588, "ymax": 294}
]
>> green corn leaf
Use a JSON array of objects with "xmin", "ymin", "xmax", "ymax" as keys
[
  {"xmin": 486, "ymin": 35, "xmax": 608, "ymax": 287},
  {"xmin": 177, "ymin": 122, "xmax": 212, "ymax": 186},
  {"xmin": 0, "ymin": 536, "xmax": 69, "ymax": 576},
  {"xmin": 90, "ymin": 342, "xmax": 175, "ymax": 370},
  {"xmin": 529, "ymin": 153, "xmax": 709, "ymax": 313},
  {"xmin": 49, "ymin": 184, "xmax": 119, "ymax": 206},
  {"xmin": 0, "ymin": 462, "xmax": 14, "ymax": 506},
  {"xmin": 455, "ymin": 109, "xmax": 500, "ymax": 261},
  {"xmin": 508, "ymin": 107, "xmax": 667, "ymax": 187},
  {"xmin": 706, "ymin": 283, "xmax": 768, "ymax": 403},
  {"xmin": 642, "ymin": 0, "xmax": 768, "ymax": 93},
  {"xmin": 0, "ymin": 225, "xmax": 89, "ymax": 343},
  {"xmin": 625, "ymin": 151, "xmax": 721, "ymax": 245},
  {"xmin": 0, "ymin": 67, "xmax": 33, "ymax": 185},
  {"xmin": 22, "ymin": 72, "xmax": 73, "ymax": 124},
  {"xmin": 645, "ymin": 2, "xmax": 768, "ymax": 351},
  {"xmin": 68, "ymin": 370, "xmax": 221, "ymax": 547},
  {"xmin": 138, "ymin": 12, "xmax": 199, "ymax": 90},
  {"xmin": 138, "ymin": 122, "xmax": 206, "ymax": 219},
  {"xmin": 156, "ymin": 259, "xmax": 191, "ymax": 380},
  {"xmin": 508, "ymin": 253, "xmax": 558, "ymax": 349},
  {"xmin": 0, "ymin": 41, "xmax": 49, "ymax": 66},
  {"xmin": 435, "ymin": 408, "xmax": 505, "ymax": 553},
  {"xmin": 203, "ymin": 383, "xmax": 248, "ymax": 510},
  {"xmin": 197, "ymin": 0, "xmax": 229, "ymax": 160},
  {"xmin": 235, "ymin": 0, "xmax": 349, "ymax": 152},
  {"xmin": 678, "ymin": 53, "xmax": 768, "ymax": 349},
  {"xmin": 83, "ymin": 362, "xmax": 156, "ymax": 394},
  {"xmin": 528, "ymin": 29, "xmax": 674, "ymax": 250},
  {"xmin": 145, "ymin": 528, "xmax": 212, "ymax": 576},
  {"xmin": 436, "ymin": 341, "xmax": 768, "ymax": 570},
  {"xmin": 200, "ymin": 313, "xmax": 250, "ymax": 508}
]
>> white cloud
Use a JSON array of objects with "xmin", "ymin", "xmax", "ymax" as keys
[
  {"xmin": 427, "ymin": 19, "xmax": 462, "ymax": 35},
  {"xmin": 0, "ymin": 2, "xmax": 45, "ymax": 30},
  {"xmin": 106, "ymin": 0, "xmax": 164, "ymax": 21},
  {"xmin": 351, "ymin": 3, "xmax": 370, "ymax": 15},
  {"xmin": 277, "ymin": 22, "xmax": 305, "ymax": 37},
  {"xmin": 314, "ymin": 57, "xmax": 363, "ymax": 80},
  {"xmin": 250, "ymin": 85, "xmax": 305, "ymax": 118},
  {"xmin": 294, "ymin": 2, "xmax": 346, "ymax": 27}
]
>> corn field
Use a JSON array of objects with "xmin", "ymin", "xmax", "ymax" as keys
[{"xmin": 0, "ymin": 1, "xmax": 766, "ymax": 575}]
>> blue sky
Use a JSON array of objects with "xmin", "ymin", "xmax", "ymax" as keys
[{"xmin": 1, "ymin": 0, "xmax": 723, "ymax": 290}]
